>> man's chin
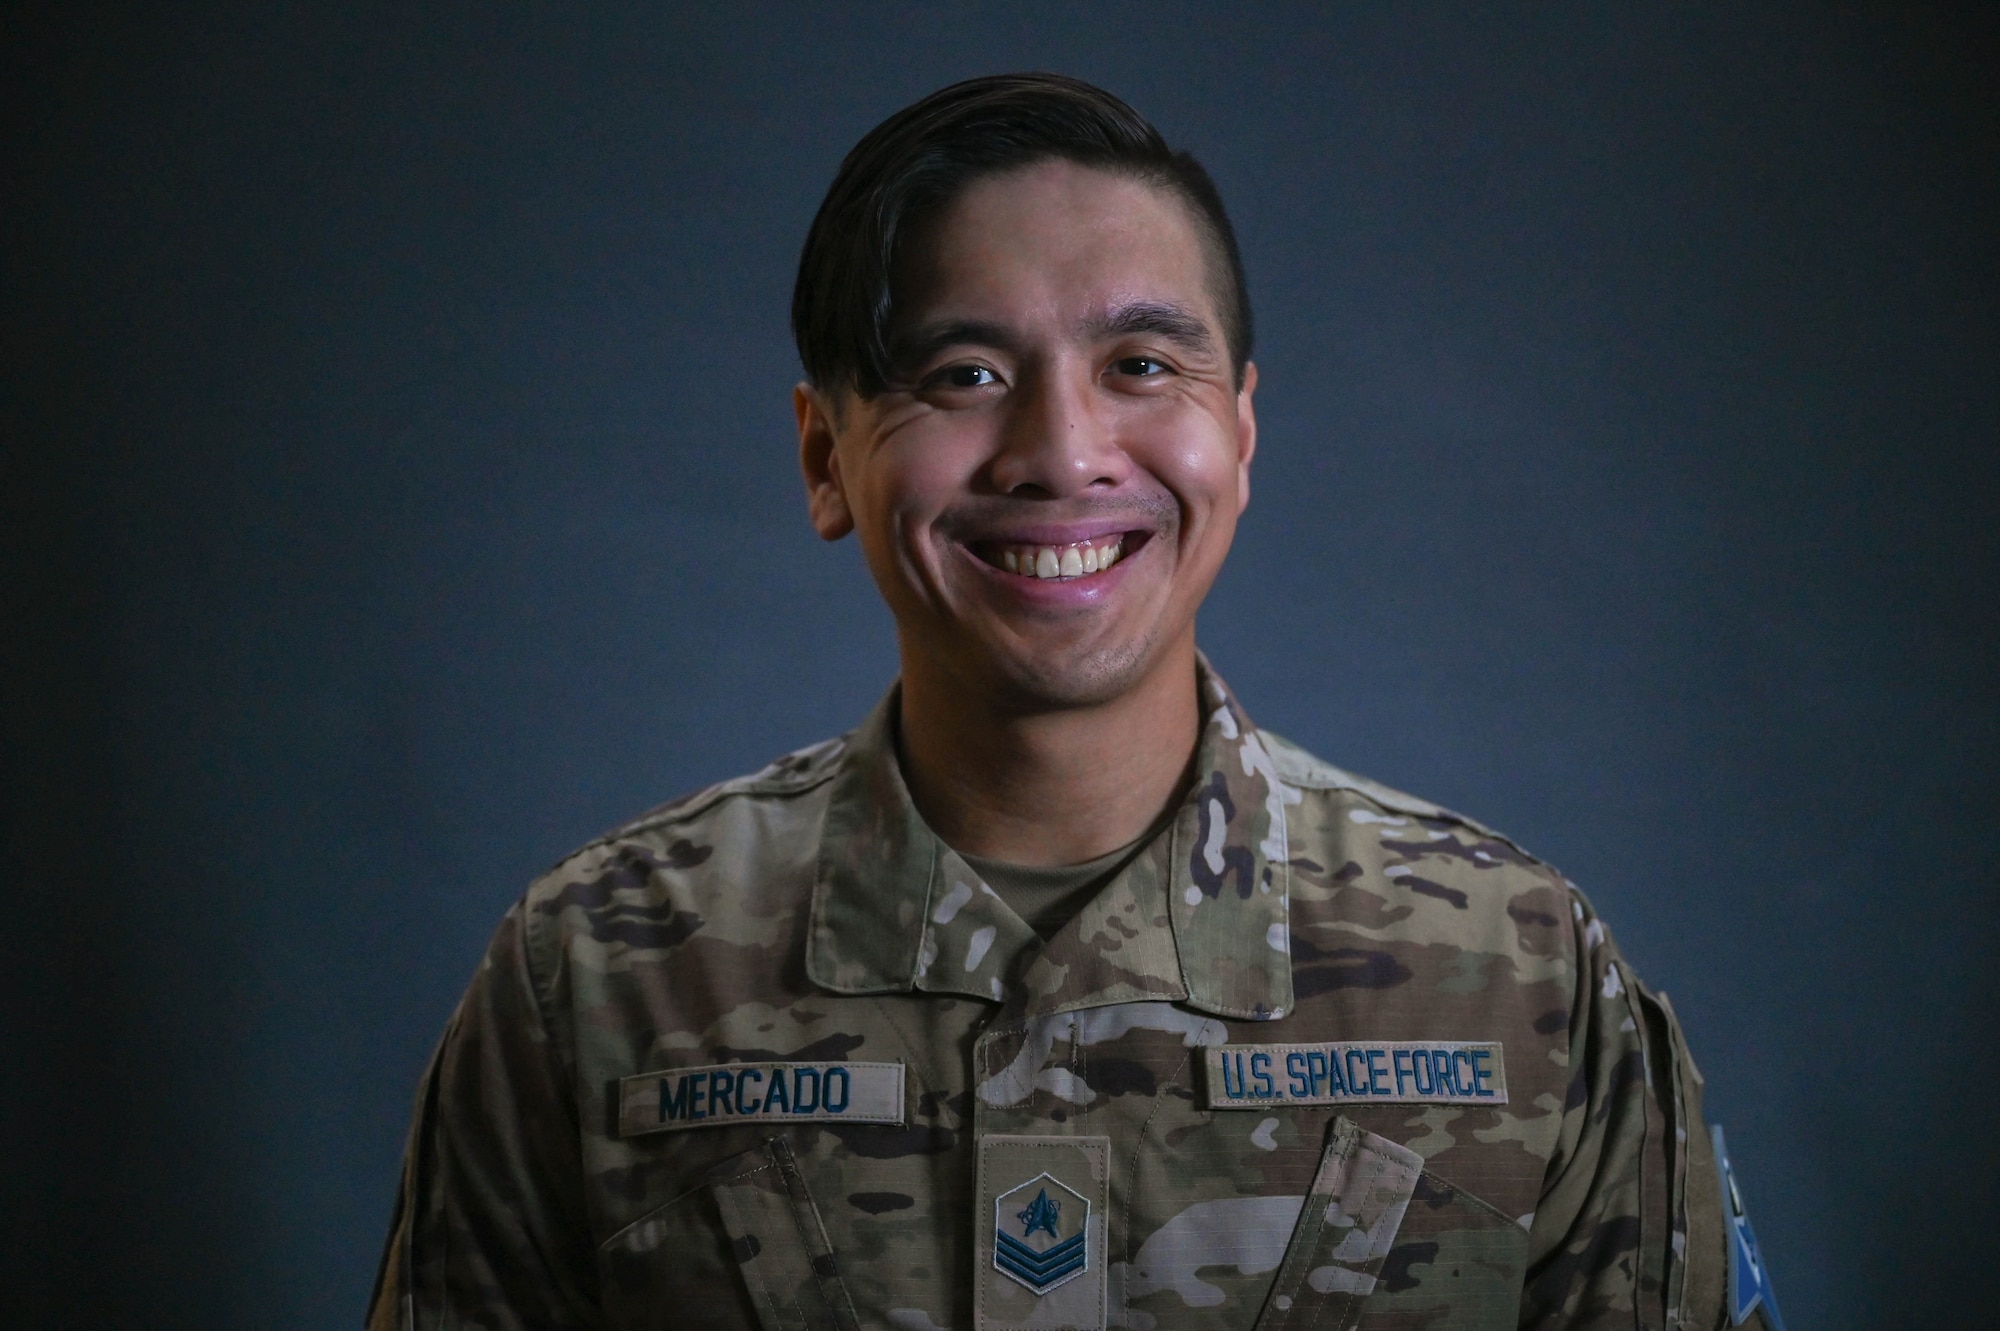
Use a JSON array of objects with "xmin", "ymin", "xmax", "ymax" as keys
[{"xmin": 972, "ymin": 632, "xmax": 1170, "ymax": 713}]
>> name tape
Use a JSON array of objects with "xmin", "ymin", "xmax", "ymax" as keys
[
  {"xmin": 1203, "ymin": 1041, "xmax": 1508, "ymax": 1108},
  {"xmin": 618, "ymin": 1060, "xmax": 905, "ymax": 1137}
]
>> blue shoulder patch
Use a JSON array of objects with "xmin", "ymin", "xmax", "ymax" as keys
[{"xmin": 1713, "ymin": 1126, "xmax": 1786, "ymax": 1330}]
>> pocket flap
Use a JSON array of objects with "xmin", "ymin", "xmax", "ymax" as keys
[
  {"xmin": 707, "ymin": 1136, "xmax": 861, "ymax": 1331},
  {"xmin": 1255, "ymin": 1116, "xmax": 1422, "ymax": 1330}
]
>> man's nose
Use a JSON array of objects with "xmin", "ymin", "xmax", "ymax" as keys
[{"xmin": 985, "ymin": 361, "xmax": 1130, "ymax": 498}]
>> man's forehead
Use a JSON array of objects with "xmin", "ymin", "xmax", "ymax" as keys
[{"xmin": 892, "ymin": 162, "xmax": 1227, "ymax": 349}]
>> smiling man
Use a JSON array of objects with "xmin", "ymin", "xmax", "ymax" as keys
[
  {"xmin": 370, "ymin": 75, "xmax": 1780, "ymax": 1331},
  {"xmin": 796, "ymin": 153, "xmax": 1256, "ymax": 881}
]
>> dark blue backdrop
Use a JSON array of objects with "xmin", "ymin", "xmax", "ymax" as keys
[{"xmin": 6, "ymin": 5, "xmax": 1995, "ymax": 1327}]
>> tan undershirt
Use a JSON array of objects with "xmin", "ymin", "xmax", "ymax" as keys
[{"xmin": 959, "ymin": 837, "xmax": 1148, "ymax": 940}]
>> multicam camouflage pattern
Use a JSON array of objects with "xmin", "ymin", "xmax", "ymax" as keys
[{"xmin": 369, "ymin": 666, "xmax": 1753, "ymax": 1330}]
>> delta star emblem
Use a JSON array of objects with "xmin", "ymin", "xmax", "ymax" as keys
[{"xmin": 992, "ymin": 1172, "xmax": 1090, "ymax": 1295}]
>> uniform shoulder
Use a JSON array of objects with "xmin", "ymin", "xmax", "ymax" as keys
[
  {"xmin": 522, "ymin": 732, "xmax": 849, "ymax": 916},
  {"xmin": 1257, "ymin": 726, "xmax": 1564, "ymax": 880},
  {"xmin": 1257, "ymin": 727, "xmax": 1498, "ymax": 833},
  {"xmin": 1259, "ymin": 729, "xmax": 1585, "ymax": 977},
  {"xmin": 594, "ymin": 733, "xmax": 849, "ymax": 847}
]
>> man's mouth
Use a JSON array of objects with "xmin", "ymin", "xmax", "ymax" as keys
[{"xmin": 974, "ymin": 533, "xmax": 1133, "ymax": 581}]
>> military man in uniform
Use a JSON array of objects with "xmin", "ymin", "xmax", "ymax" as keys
[{"xmin": 368, "ymin": 74, "xmax": 1784, "ymax": 1330}]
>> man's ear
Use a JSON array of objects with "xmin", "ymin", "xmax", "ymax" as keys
[
  {"xmin": 795, "ymin": 382, "xmax": 854, "ymax": 541},
  {"xmin": 1234, "ymin": 361, "xmax": 1259, "ymax": 516}
]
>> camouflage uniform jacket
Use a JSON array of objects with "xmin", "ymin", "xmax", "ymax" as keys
[{"xmin": 370, "ymin": 667, "xmax": 1758, "ymax": 1331}]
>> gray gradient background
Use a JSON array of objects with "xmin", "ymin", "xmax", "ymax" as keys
[{"xmin": 6, "ymin": 4, "xmax": 1995, "ymax": 1328}]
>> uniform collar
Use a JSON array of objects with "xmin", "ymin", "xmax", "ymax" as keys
[{"xmin": 807, "ymin": 660, "xmax": 1295, "ymax": 1023}]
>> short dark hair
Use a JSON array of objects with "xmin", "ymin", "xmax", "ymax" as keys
[{"xmin": 792, "ymin": 73, "xmax": 1253, "ymax": 399}]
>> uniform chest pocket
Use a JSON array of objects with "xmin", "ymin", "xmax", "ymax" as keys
[
  {"xmin": 1254, "ymin": 1117, "xmax": 1527, "ymax": 1331},
  {"xmin": 599, "ymin": 1136, "xmax": 861, "ymax": 1331}
]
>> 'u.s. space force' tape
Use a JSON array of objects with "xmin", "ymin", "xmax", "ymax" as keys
[
  {"xmin": 618, "ymin": 1060, "xmax": 905, "ymax": 1136},
  {"xmin": 1203, "ymin": 1041, "xmax": 1507, "ymax": 1108}
]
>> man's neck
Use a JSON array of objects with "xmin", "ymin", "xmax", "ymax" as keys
[{"xmin": 894, "ymin": 645, "xmax": 1202, "ymax": 867}]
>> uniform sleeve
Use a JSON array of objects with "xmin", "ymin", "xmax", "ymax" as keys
[
  {"xmin": 366, "ymin": 901, "xmax": 602, "ymax": 1330},
  {"xmin": 1520, "ymin": 887, "xmax": 1759, "ymax": 1331}
]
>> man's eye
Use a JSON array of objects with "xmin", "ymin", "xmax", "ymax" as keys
[
  {"xmin": 939, "ymin": 365, "xmax": 997, "ymax": 388},
  {"xmin": 1113, "ymin": 356, "xmax": 1170, "ymax": 377}
]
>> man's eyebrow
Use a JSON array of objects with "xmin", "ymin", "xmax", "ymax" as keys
[
  {"xmin": 885, "ymin": 303, "xmax": 1218, "ymax": 380},
  {"xmin": 886, "ymin": 319, "xmax": 1025, "ymax": 377},
  {"xmin": 1087, "ymin": 301, "xmax": 1217, "ymax": 354}
]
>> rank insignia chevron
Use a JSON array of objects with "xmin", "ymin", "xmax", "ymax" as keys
[{"xmin": 992, "ymin": 1173, "xmax": 1090, "ymax": 1294}]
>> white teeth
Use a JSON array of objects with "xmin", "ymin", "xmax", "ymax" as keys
[{"xmin": 992, "ymin": 538, "xmax": 1128, "ymax": 580}]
